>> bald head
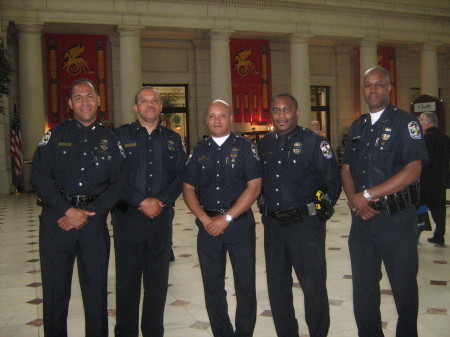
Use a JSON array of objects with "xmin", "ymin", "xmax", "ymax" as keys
[{"xmin": 206, "ymin": 100, "xmax": 233, "ymax": 137}]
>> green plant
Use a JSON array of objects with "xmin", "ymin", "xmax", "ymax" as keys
[{"xmin": 0, "ymin": 38, "xmax": 12, "ymax": 95}]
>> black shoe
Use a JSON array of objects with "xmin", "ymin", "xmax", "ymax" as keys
[
  {"xmin": 170, "ymin": 249, "xmax": 175, "ymax": 262},
  {"xmin": 417, "ymin": 221, "xmax": 432, "ymax": 238},
  {"xmin": 428, "ymin": 237, "xmax": 445, "ymax": 246}
]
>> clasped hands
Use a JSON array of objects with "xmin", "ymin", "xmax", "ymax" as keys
[
  {"xmin": 347, "ymin": 192, "xmax": 380, "ymax": 220},
  {"xmin": 58, "ymin": 207, "xmax": 95, "ymax": 231},
  {"xmin": 200, "ymin": 214, "xmax": 230, "ymax": 237}
]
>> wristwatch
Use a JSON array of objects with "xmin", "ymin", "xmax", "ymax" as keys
[
  {"xmin": 363, "ymin": 189, "xmax": 372, "ymax": 201},
  {"xmin": 225, "ymin": 213, "xmax": 233, "ymax": 222}
]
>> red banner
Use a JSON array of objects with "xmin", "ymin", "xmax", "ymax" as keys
[
  {"xmin": 377, "ymin": 46, "xmax": 397, "ymax": 106},
  {"xmin": 45, "ymin": 34, "xmax": 109, "ymax": 127},
  {"xmin": 230, "ymin": 39, "xmax": 271, "ymax": 123}
]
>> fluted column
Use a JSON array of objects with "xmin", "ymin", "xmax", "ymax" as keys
[
  {"xmin": 359, "ymin": 39, "xmax": 379, "ymax": 113},
  {"xmin": 118, "ymin": 25, "xmax": 143, "ymax": 125},
  {"xmin": 17, "ymin": 23, "xmax": 45, "ymax": 191},
  {"xmin": 209, "ymin": 30, "xmax": 233, "ymax": 104},
  {"xmin": 290, "ymin": 33, "xmax": 312, "ymax": 127},
  {"xmin": 420, "ymin": 42, "xmax": 439, "ymax": 96}
]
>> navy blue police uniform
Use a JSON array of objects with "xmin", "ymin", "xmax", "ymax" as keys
[
  {"xmin": 183, "ymin": 133, "xmax": 261, "ymax": 337},
  {"xmin": 112, "ymin": 122, "xmax": 186, "ymax": 337},
  {"xmin": 258, "ymin": 125, "xmax": 341, "ymax": 337},
  {"xmin": 31, "ymin": 119, "xmax": 125, "ymax": 337},
  {"xmin": 343, "ymin": 104, "xmax": 428, "ymax": 337}
]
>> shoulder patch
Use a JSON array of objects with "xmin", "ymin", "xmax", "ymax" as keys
[
  {"xmin": 38, "ymin": 130, "xmax": 51, "ymax": 146},
  {"xmin": 408, "ymin": 121, "xmax": 422, "ymax": 139},
  {"xmin": 320, "ymin": 141, "xmax": 333, "ymax": 159}
]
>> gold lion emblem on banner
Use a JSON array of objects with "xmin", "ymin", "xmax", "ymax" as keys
[
  {"xmin": 233, "ymin": 48, "xmax": 259, "ymax": 76},
  {"xmin": 62, "ymin": 43, "xmax": 93, "ymax": 75}
]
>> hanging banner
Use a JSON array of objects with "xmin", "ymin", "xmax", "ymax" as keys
[
  {"xmin": 45, "ymin": 34, "xmax": 109, "ymax": 127},
  {"xmin": 377, "ymin": 46, "xmax": 397, "ymax": 106},
  {"xmin": 230, "ymin": 39, "xmax": 271, "ymax": 123}
]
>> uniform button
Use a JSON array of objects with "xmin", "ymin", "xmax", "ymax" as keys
[
  {"xmin": 362, "ymin": 170, "xmax": 366, "ymax": 174},
  {"xmin": 277, "ymin": 202, "xmax": 280, "ymax": 206},
  {"xmin": 81, "ymin": 167, "xmax": 85, "ymax": 171},
  {"xmin": 216, "ymin": 174, "xmax": 220, "ymax": 177},
  {"xmin": 202, "ymin": 166, "xmax": 205, "ymax": 169},
  {"xmin": 276, "ymin": 174, "xmax": 279, "ymax": 178},
  {"xmin": 217, "ymin": 201, "xmax": 220, "ymax": 204},
  {"xmin": 362, "ymin": 185, "xmax": 366, "ymax": 188},
  {"xmin": 293, "ymin": 160, "xmax": 296, "ymax": 163},
  {"xmin": 149, "ymin": 161, "xmax": 152, "ymax": 165},
  {"xmin": 149, "ymin": 149, "xmax": 152, "ymax": 152},
  {"xmin": 278, "ymin": 161, "xmax": 281, "ymax": 164},
  {"xmin": 217, "ymin": 160, "xmax": 220, "ymax": 163},
  {"xmin": 367, "ymin": 143, "xmax": 369, "ymax": 146},
  {"xmin": 275, "ymin": 188, "xmax": 279, "ymax": 192},
  {"xmin": 78, "ymin": 182, "xmax": 83, "ymax": 186},
  {"xmin": 83, "ymin": 152, "xmax": 87, "ymax": 155},
  {"xmin": 84, "ymin": 139, "xmax": 88, "ymax": 142},
  {"xmin": 63, "ymin": 151, "xmax": 66, "ymax": 154},
  {"xmin": 370, "ymin": 129, "xmax": 373, "ymax": 132},
  {"xmin": 216, "ymin": 187, "xmax": 220, "ymax": 190},
  {"xmin": 150, "ymin": 174, "xmax": 153, "ymax": 177}
]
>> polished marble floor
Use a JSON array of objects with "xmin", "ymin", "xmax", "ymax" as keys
[{"xmin": 0, "ymin": 192, "xmax": 448, "ymax": 337}]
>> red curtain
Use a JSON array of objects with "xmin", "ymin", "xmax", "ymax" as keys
[
  {"xmin": 377, "ymin": 46, "xmax": 397, "ymax": 106},
  {"xmin": 45, "ymin": 34, "xmax": 109, "ymax": 127},
  {"xmin": 230, "ymin": 39, "xmax": 271, "ymax": 123}
]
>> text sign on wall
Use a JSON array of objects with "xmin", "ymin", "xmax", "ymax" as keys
[{"xmin": 414, "ymin": 102, "xmax": 436, "ymax": 113}]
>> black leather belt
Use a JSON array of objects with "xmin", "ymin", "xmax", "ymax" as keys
[
  {"xmin": 59, "ymin": 189, "xmax": 98, "ymax": 207},
  {"xmin": 269, "ymin": 205, "xmax": 310, "ymax": 225},
  {"xmin": 203, "ymin": 208, "xmax": 246, "ymax": 222},
  {"xmin": 369, "ymin": 183, "xmax": 419, "ymax": 215}
]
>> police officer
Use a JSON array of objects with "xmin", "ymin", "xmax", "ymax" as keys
[
  {"xmin": 258, "ymin": 94, "xmax": 341, "ymax": 337},
  {"xmin": 112, "ymin": 86, "xmax": 186, "ymax": 337},
  {"xmin": 418, "ymin": 112, "xmax": 449, "ymax": 245},
  {"xmin": 183, "ymin": 100, "xmax": 261, "ymax": 337},
  {"xmin": 341, "ymin": 67, "xmax": 428, "ymax": 337},
  {"xmin": 31, "ymin": 79, "xmax": 125, "ymax": 337}
]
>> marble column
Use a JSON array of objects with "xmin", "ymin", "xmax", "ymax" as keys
[
  {"xmin": 420, "ymin": 42, "xmax": 439, "ymax": 96},
  {"xmin": 359, "ymin": 39, "xmax": 379, "ymax": 113},
  {"xmin": 118, "ymin": 25, "xmax": 143, "ymax": 125},
  {"xmin": 290, "ymin": 33, "xmax": 312, "ymax": 127},
  {"xmin": 17, "ymin": 23, "xmax": 45, "ymax": 191},
  {"xmin": 209, "ymin": 30, "xmax": 233, "ymax": 105}
]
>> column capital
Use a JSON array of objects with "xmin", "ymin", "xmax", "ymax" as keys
[
  {"xmin": 209, "ymin": 29, "xmax": 234, "ymax": 41},
  {"xmin": 421, "ymin": 41, "xmax": 441, "ymax": 51},
  {"xmin": 16, "ymin": 22, "xmax": 43, "ymax": 34},
  {"xmin": 117, "ymin": 25, "xmax": 144, "ymax": 36},
  {"xmin": 359, "ymin": 38, "xmax": 380, "ymax": 48},
  {"xmin": 290, "ymin": 33, "xmax": 313, "ymax": 44}
]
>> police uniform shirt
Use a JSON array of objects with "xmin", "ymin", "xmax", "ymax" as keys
[
  {"xmin": 183, "ymin": 133, "xmax": 261, "ymax": 209},
  {"xmin": 258, "ymin": 125, "xmax": 341, "ymax": 212},
  {"xmin": 32, "ymin": 119, "xmax": 125, "ymax": 215},
  {"xmin": 343, "ymin": 104, "xmax": 428, "ymax": 192},
  {"xmin": 114, "ymin": 121, "xmax": 186, "ymax": 208}
]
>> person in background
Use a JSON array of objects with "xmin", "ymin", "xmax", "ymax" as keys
[
  {"xmin": 310, "ymin": 120, "xmax": 322, "ymax": 134},
  {"xmin": 341, "ymin": 67, "xmax": 428, "ymax": 337},
  {"xmin": 258, "ymin": 93, "xmax": 341, "ymax": 337},
  {"xmin": 418, "ymin": 111, "xmax": 449, "ymax": 245},
  {"xmin": 183, "ymin": 100, "xmax": 261, "ymax": 337},
  {"xmin": 112, "ymin": 86, "xmax": 186, "ymax": 337},
  {"xmin": 32, "ymin": 78, "xmax": 125, "ymax": 337}
]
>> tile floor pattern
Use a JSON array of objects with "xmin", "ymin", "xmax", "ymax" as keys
[{"xmin": 0, "ymin": 192, "xmax": 448, "ymax": 337}]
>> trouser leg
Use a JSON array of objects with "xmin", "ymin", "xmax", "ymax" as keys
[
  {"xmin": 348, "ymin": 216, "xmax": 384, "ymax": 337},
  {"xmin": 263, "ymin": 216, "xmax": 299, "ymax": 337},
  {"xmin": 428, "ymin": 189, "xmax": 446, "ymax": 240},
  {"xmin": 141, "ymin": 208, "xmax": 173, "ymax": 337},
  {"xmin": 290, "ymin": 217, "xmax": 329, "ymax": 337},
  {"xmin": 227, "ymin": 220, "xmax": 256, "ymax": 337},
  {"xmin": 39, "ymin": 216, "xmax": 77, "ymax": 337},
  {"xmin": 197, "ymin": 221, "xmax": 234, "ymax": 337},
  {"xmin": 113, "ymin": 211, "xmax": 145, "ymax": 337},
  {"xmin": 77, "ymin": 221, "xmax": 110, "ymax": 337}
]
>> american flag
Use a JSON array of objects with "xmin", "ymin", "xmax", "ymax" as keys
[{"xmin": 10, "ymin": 104, "xmax": 23, "ymax": 176}]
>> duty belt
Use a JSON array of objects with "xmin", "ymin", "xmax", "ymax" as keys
[
  {"xmin": 369, "ymin": 182, "xmax": 420, "ymax": 215},
  {"xmin": 203, "ymin": 208, "xmax": 246, "ymax": 222},
  {"xmin": 59, "ymin": 189, "xmax": 98, "ymax": 207},
  {"xmin": 269, "ymin": 205, "xmax": 310, "ymax": 225}
]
